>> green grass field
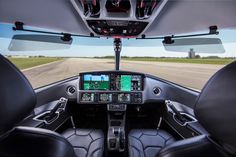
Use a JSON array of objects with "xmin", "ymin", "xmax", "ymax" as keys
[
  {"xmin": 123, "ymin": 57, "xmax": 235, "ymax": 65},
  {"xmin": 7, "ymin": 57, "xmax": 235, "ymax": 71},
  {"xmin": 8, "ymin": 57, "xmax": 63, "ymax": 70},
  {"xmin": 94, "ymin": 56, "xmax": 235, "ymax": 65}
]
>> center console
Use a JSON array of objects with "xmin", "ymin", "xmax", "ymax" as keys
[{"xmin": 107, "ymin": 104, "xmax": 126, "ymax": 152}]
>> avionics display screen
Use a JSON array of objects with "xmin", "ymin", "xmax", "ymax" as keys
[
  {"xmin": 120, "ymin": 75, "xmax": 132, "ymax": 91},
  {"xmin": 81, "ymin": 93, "xmax": 95, "ymax": 102},
  {"xmin": 118, "ymin": 93, "xmax": 131, "ymax": 103},
  {"xmin": 83, "ymin": 74, "xmax": 109, "ymax": 90}
]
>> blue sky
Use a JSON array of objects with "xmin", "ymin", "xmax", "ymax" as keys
[{"xmin": 1, "ymin": 23, "xmax": 236, "ymax": 57}]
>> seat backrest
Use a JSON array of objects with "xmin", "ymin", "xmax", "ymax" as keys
[
  {"xmin": 158, "ymin": 61, "xmax": 236, "ymax": 157},
  {"xmin": 0, "ymin": 55, "xmax": 76, "ymax": 157},
  {"xmin": 194, "ymin": 61, "xmax": 236, "ymax": 155},
  {"xmin": 0, "ymin": 126, "xmax": 76, "ymax": 157},
  {"xmin": 158, "ymin": 135, "xmax": 227, "ymax": 157},
  {"xmin": 0, "ymin": 55, "xmax": 36, "ymax": 135}
]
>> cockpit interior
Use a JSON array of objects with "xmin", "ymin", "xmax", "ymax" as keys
[{"xmin": 0, "ymin": 0, "xmax": 236, "ymax": 157}]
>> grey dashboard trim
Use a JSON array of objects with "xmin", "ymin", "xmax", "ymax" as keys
[
  {"xmin": 34, "ymin": 71, "xmax": 199, "ymax": 108},
  {"xmin": 35, "ymin": 76, "xmax": 78, "ymax": 92},
  {"xmin": 145, "ymin": 74, "xmax": 199, "ymax": 108},
  {"xmin": 35, "ymin": 77, "xmax": 78, "ymax": 108}
]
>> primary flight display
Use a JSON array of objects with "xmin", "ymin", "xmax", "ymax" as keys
[{"xmin": 83, "ymin": 74, "xmax": 110, "ymax": 90}]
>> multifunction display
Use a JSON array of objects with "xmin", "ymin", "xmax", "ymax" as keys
[
  {"xmin": 81, "ymin": 73, "xmax": 143, "ymax": 91},
  {"xmin": 83, "ymin": 74, "xmax": 109, "ymax": 90}
]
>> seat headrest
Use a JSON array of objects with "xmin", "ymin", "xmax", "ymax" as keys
[
  {"xmin": 195, "ymin": 61, "xmax": 236, "ymax": 155},
  {"xmin": 0, "ymin": 55, "xmax": 36, "ymax": 135}
]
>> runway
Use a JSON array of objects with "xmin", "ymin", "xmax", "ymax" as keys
[{"xmin": 22, "ymin": 58, "xmax": 224, "ymax": 90}]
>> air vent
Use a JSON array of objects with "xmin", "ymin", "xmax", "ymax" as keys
[
  {"xmin": 66, "ymin": 86, "xmax": 76, "ymax": 95},
  {"xmin": 153, "ymin": 87, "xmax": 161, "ymax": 95}
]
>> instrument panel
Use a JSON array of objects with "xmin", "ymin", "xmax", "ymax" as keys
[
  {"xmin": 80, "ymin": 92, "xmax": 142, "ymax": 104},
  {"xmin": 78, "ymin": 72, "xmax": 144, "ymax": 104},
  {"xmin": 81, "ymin": 73, "xmax": 143, "ymax": 91}
]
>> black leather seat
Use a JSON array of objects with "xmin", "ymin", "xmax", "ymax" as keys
[
  {"xmin": 62, "ymin": 128, "xmax": 104, "ymax": 157},
  {"xmin": 0, "ymin": 55, "xmax": 104, "ymax": 157},
  {"xmin": 128, "ymin": 129, "xmax": 175, "ymax": 157},
  {"xmin": 129, "ymin": 61, "xmax": 236, "ymax": 157}
]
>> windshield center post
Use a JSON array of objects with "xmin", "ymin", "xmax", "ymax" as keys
[{"xmin": 113, "ymin": 38, "xmax": 122, "ymax": 71}]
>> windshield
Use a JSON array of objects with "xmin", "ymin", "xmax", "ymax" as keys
[{"xmin": 1, "ymin": 23, "xmax": 236, "ymax": 90}]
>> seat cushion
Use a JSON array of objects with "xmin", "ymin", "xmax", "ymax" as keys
[
  {"xmin": 62, "ymin": 128, "xmax": 104, "ymax": 157},
  {"xmin": 128, "ymin": 129, "xmax": 176, "ymax": 157}
]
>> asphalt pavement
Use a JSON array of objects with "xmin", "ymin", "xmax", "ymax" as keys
[{"xmin": 22, "ymin": 58, "xmax": 224, "ymax": 89}]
